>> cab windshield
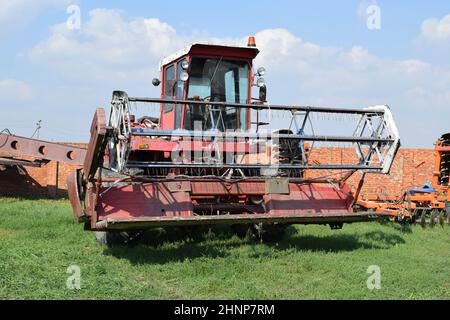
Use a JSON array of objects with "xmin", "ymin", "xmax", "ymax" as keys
[{"xmin": 185, "ymin": 57, "xmax": 249, "ymax": 131}]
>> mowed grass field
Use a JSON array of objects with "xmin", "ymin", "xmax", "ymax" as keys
[{"xmin": 0, "ymin": 198, "xmax": 449, "ymax": 300}]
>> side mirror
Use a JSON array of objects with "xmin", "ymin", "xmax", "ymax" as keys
[
  {"xmin": 152, "ymin": 78, "xmax": 161, "ymax": 86},
  {"xmin": 259, "ymin": 85, "xmax": 267, "ymax": 102}
]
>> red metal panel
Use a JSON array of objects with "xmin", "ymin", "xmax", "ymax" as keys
[
  {"xmin": 190, "ymin": 181, "xmax": 266, "ymax": 195},
  {"xmin": 67, "ymin": 170, "xmax": 83, "ymax": 220},
  {"xmin": 92, "ymin": 181, "xmax": 359, "ymax": 229},
  {"xmin": 131, "ymin": 137, "xmax": 177, "ymax": 152},
  {"xmin": 264, "ymin": 184, "xmax": 353, "ymax": 215},
  {"xmin": 177, "ymin": 140, "xmax": 250, "ymax": 153},
  {"xmin": 189, "ymin": 44, "xmax": 259, "ymax": 60},
  {"xmin": 83, "ymin": 108, "xmax": 107, "ymax": 180},
  {"xmin": 97, "ymin": 183, "xmax": 193, "ymax": 221},
  {"xmin": 130, "ymin": 136, "xmax": 250, "ymax": 154}
]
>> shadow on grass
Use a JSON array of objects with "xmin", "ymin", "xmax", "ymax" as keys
[
  {"xmin": 103, "ymin": 225, "xmax": 406, "ymax": 265},
  {"xmin": 103, "ymin": 226, "xmax": 235, "ymax": 264},
  {"xmin": 273, "ymin": 227, "xmax": 405, "ymax": 253},
  {"xmin": 377, "ymin": 219, "xmax": 414, "ymax": 234}
]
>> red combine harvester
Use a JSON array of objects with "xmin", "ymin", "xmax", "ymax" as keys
[{"xmin": 68, "ymin": 38, "xmax": 401, "ymax": 244}]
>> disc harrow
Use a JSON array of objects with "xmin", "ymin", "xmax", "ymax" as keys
[{"xmin": 357, "ymin": 133, "xmax": 450, "ymax": 227}]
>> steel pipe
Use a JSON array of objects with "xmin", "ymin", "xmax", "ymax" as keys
[
  {"xmin": 130, "ymin": 129, "xmax": 393, "ymax": 143},
  {"xmin": 127, "ymin": 97, "xmax": 385, "ymax": 114},
  {"xmin": 125, "ymin": 161, "xmax": 382, "ymax": 170}
]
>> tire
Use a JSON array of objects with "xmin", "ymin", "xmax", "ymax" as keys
[
  {"xmin": 258, "ymin": 223, "xmax": 288, "ymax": 242},
  {"xmin": 232, "ymin": 223, "xmax": 287, "ymax": 242},
  {"xmin": 231, "ymin": 224, "xmax": 254, "ymax": 239},
  {"xmin": 95, "ymin": 231, "xmax": 143, "ymax": 247}
]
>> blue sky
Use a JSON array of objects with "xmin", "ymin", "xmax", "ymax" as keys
[{"xmin": 1, "ymin": 0, "xmax": 450, "ymax": 147}]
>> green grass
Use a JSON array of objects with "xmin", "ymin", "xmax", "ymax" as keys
[{"xmin": 0, "ymin": 198, "xmax": 449, "ymax": 300}]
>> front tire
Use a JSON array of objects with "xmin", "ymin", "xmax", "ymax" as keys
[
  {"xmin": 232, "ymin": 223, "xmax": 287, "ymax": 242},
  {"xmin": 95, "ymin": 231, "xmax": 143, "ymax": 247}
]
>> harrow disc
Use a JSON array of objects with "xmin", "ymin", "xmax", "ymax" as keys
[
  {"xmin": 438, "ymin": 209, "xmax": 446, "ymax": 226},
  {"xmin": 429, "ymin": 209, "xmax": 437, "ymax": 227},
  {"xmin": 420, "ymin": 210, "xmax": 427, "ymax": 228}
]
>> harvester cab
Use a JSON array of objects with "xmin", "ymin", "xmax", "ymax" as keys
[
  {"xmin": 68, "ymin": 37, "xmax": 401, "ymax": 244},
  {"xmin": 154, "ymin": 42, "xmax": 263, "ymax": 132}
]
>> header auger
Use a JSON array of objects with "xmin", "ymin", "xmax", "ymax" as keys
[{"xmin": 67, "ymin": 39, "xmax": 401, "ymax": 244}]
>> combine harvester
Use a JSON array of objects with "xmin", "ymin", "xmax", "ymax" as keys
[
  {"xmin": 67, "ymin": 37, "xmax": 401, "ymax": 244},
  {"xmin": 358, "ymin": 133, "xmax": 450, "ymax": 226}
]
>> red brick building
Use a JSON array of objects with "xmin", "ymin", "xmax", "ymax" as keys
[{"xmin": 308, "ymin": 147, "xmax": 435, "ymax": 196}]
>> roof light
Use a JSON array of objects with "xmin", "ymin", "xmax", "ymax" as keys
[{"xmin": 247, "ymin": 36, "xmax": 256, "ymax": 47}]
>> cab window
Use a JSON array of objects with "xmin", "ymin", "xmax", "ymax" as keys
[
  {"xmin": 185, "ymin": 57, "xmax": 250, "ymax": 131},
  {"xmin": 163, "ymin": 64, "xmax": 175, "ymax": 113},
  {"xmin": 174, "ymin": 60, "xmax": 185, "ymax": 129}
]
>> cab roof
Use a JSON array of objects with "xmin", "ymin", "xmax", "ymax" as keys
[{"xmin": 159, "ymin": 43, "xmax": 259, "ymax": 69}]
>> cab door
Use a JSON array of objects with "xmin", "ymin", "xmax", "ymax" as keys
[
  {"xmin": 161, "ymin": 61, "xmax": 186, "ymax": 130},
  {"xmin": 174, "ymin": 59, "xmax": 186, "ymax": 129},
  {"xmin": 161, "ymin": 63, "xmax": 176, "ymax": 130}
]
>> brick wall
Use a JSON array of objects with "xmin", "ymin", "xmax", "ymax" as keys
[
  {"xmin": 0, "ymin": 144, "xmax": 437, "ymax": 198},
  {"xmin": 308, "ymin": 147, "xmax": 436, "ymax": 196},
  {"xmin": 0, "ymin": 143, "xmax": 87, "ymax": 198}
]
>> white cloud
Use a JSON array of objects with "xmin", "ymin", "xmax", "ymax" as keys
[
  {"xmin": 255, "ymin": 29, "xmax": 300, "ymax": 56},
  {"xmin": 0, "ymin": 79, "xmax": 33, "ymax": 101},
  {"xmin": 0, "ymin": 0, "xmax": 71, "ymax": 33},
  {"xmin": 400, "ymin": 59, "xmax": 429, "ymax": 74},
  {"xmin": 27, "ymin": 9, "xmax": 196, "ymax": 83},
  {"xmin": 420, "ymin": 14, "xmax": 450, "ymax": 44}
]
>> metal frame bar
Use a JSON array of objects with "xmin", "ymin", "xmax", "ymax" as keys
[
  {"xmin": 125, "ymin": 161, "xmax": 381, "ymax": 170},
  {"xmin": 95, "ymin": 212, "xmax": 387, "ymax": 230},
  {"xmin": 130, "ymin": 129, "xmax": 392, "ymax": 143},
  {"xmin": 0, "ymin": 133, "xmax": 87, "ymax": 166},
  {"xmin": 128, "ymin": 97, "xmax": 384, "ymax": 114},
  {"xmin": 112, "ymin": 93, "xmax": 401, "ymax": 175}
]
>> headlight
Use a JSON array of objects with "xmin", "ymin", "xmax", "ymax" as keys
[
  {"xmin": 180, "ymin": 71, "xmax": 189, "ymax": 81},
  {"xmin": 257, "ymin": 77, "xmax": 265, "ymax": 87},
  {"xmin": 181, "ymin": 60, "xmax": 189, "ymax": 70}
]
